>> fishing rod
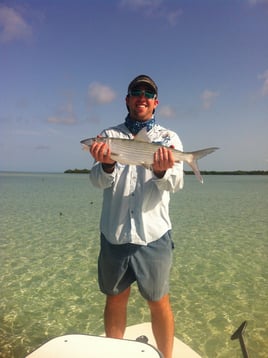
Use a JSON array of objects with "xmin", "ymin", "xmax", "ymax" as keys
[{"xmin": 231, "ymin": 321, "xmax": 249, "ymax": 358}]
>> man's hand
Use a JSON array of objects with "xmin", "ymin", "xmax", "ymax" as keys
[
  {"xmin": 152, "ymin": 147, "xmax": 175, "ymax": 178},
  {"xmin": 89, "ymin": 139, "xmax": 116, "ymax": 173},
  {"xmin": 90, "ymin": 141, "xmax": 115, "ymax": 165}
]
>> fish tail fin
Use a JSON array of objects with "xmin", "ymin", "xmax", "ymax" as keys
[
  {"xmin": 187, "ymin": 157, "xmax": 204, "ymax": 183},
  {"xmin": 192, "ymin": 147, "xmax": 219, "ymax": 160},
  {"xmin": 186, "ymin": 147, "xmax": 219, "ymax": 184}
]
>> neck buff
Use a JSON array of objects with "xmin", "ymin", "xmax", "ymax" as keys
[{"xmin": 124, "ymin": 114, "xmax": 155, "ymax": 135}]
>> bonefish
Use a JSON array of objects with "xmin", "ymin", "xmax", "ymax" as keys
[{"xmin": 81, "ymin": 128, "xmax": 219, "ymax": 183}]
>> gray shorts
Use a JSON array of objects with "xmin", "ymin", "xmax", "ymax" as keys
[{"xmin": 98, "ymin": 231, "xmax": 173, "ymax": 301}]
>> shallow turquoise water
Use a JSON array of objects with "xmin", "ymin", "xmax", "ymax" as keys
[{"xmin": 1, "ymin": 173, "xmax": 267, "ymax": 357}]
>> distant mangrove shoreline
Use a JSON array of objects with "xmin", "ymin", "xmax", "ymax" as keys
[{"xmin": 64, "ymin": 168, "xmax": 268, "ymax": 175}]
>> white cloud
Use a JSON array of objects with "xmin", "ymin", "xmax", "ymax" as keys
[
  {"xmin": 120, "ymin": 0, "xmax": 162, "ymax": 10},
  {"xmin": 47, "ymin": 116, "xmax": 76, "ymax": 125},
  {"xmin": 249, "ymin": 0, "xmax": 268, "ymax": 5},
  {"xmin": 119, "ymin": 0, "xmax": 182, "ymax": 26},
  {"xmin": 0, "ymin": 5, "xmax": 33, "ymax": 43},
  {"xmin": 258, "ymin": 69, "xmax": 268, "ymax": 96},
  {"xmin": 88, "ymin": 82, "xmax": 116, "ymax": 105},
  {"xmin": 15, "ymin": 129, "xmax": 41, "ymax": 136},
  {"xmin": 166, "ymin": 9, "xmax": 183, "ymax": 26},
  {"xmin": 200, "ymin": 90, "xmax": 219, "ymax": 110},
  {"xmin": 158, "ymin": 105, "xmax": 176, "ymax": 118},
  {"xmin": 47, "ymin": 94, "xmax": 77, "ymax": 125}
]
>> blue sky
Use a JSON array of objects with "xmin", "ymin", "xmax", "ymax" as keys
[{"xmin": 0, "ymin": 0, "xmax": 267, "ymax": 172}]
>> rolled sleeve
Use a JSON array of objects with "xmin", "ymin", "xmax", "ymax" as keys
[{"xmin": 153, "ymin": 163, "xmax": 184, "ymax": 192}]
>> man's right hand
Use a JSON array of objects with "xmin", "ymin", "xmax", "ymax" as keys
[
  {"xmin": 89, "ymin": 140, "xmax": 115, "ymax": 165},
  {"xmin": 90, "ymin": 140, "xmax": 116, "ymax": 173}
]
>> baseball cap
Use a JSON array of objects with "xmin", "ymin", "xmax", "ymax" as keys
[{"xmin": 128, "ymin": 75, "xmax": 158, "ymax": 96}]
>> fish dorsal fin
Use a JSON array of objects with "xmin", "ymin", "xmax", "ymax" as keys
[{"xmin": 134, "ymin": 127, "xmax": 151, "ymax": 143}]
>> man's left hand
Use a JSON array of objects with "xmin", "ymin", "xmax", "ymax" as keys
[{"xmin": 152, "ymin": 147, "xmax": 175, "ymax": 178}]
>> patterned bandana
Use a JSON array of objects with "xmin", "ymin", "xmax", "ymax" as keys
[{"xmin": 124, "ymin": 115, "xmax": 155, "ymax": 135}]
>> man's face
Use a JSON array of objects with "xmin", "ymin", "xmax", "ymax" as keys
[{"xmin": 126, "ymin": 86, "xmax": 159, "ymax": 122}]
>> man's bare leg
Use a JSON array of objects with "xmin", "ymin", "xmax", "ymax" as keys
[
  {"xmin": 104, "ymin": 287, "xmax": 131, "ymax": 338},
  {"xmin": 148, "ymin": 294, "xmax": 174, "ymax": 358}
]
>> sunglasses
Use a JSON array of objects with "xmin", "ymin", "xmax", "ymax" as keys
[{"xmin": 129, "ymin": 89, "xmax": 156, "ymax": 99}]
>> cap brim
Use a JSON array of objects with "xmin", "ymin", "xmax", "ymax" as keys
[{"xmin": 131, "ymin": 81, "xmax": 156, "ymax": 93}]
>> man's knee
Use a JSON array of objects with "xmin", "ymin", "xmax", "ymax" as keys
[
  {"xmin": 147, "ymin": 294, "xmax": 171, "ymax": 312},
  {"xmin": 106, "ymin": 287, "xmax": 131, "ymax": 308}
]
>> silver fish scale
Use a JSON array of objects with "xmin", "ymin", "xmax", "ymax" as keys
[{"xmin": 106, "ymin": 138, "xmax": 160, "ymax": 165}]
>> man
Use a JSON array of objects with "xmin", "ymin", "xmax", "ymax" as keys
[{"xmin": 89, "ymin": 75, "xmax": 184, "ymax": 358}]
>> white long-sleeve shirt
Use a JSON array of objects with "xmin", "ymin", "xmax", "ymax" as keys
[{"xmin": 90, "ymin": 123, "xmax": 184, "ymax": 245}]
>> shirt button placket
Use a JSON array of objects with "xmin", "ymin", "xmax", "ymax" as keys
[{"xmin": 129, "ymin": 168, "xmax": 137, "ymax": 216}]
